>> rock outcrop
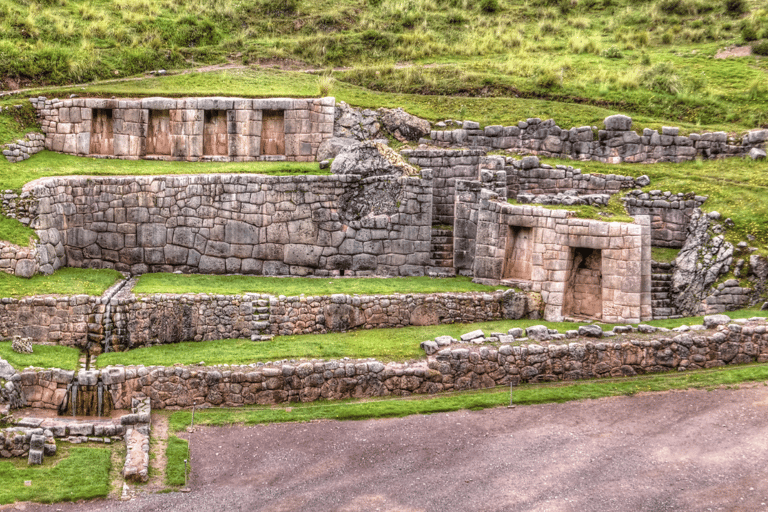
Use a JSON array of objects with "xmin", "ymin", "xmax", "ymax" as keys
[{"xmin": 330, "ymin": 141, "xmax": 419, "ymax": 178}]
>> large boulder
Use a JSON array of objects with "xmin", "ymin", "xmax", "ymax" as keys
[
  {"xmin": 378, "ymin": 107, "xmax": 431, "ymax": 142},
  {"xmin": 330, "ymin": 141, "xmax": 419, "ymax": 178},
  {"xmin": 316, "ymin": 137, "xmax": 357, "ymax": 161},
  {"xmin": 334, "ymin": 102, "xmax": 382, "ymax": 140},
  {"xmin": 671, "ymin": 209, "xmax": 734, "ymax": 316}
]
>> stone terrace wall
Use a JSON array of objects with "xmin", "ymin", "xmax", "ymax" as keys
[
  {"xmin": 30, "ymin": 96, "xmax": 335, "ymax": 162},
  {"xmin": 454, "ymin": 181, "xmax": 652, "ymax": 323},
  {"xmin": 27, "ymin": 172, "xmax": 433, "ymax": 277},
  {"xmin": 623, "ymin": 189, "xmax": 708, "ymax": 248},
  {"xmin": 14, "ymin": 320, "xmax": 768, "ymax": 410},
  {"xmin": 401, "ymin": 149, "xmax": 484, "ymax": 225},
  {"xmin": 424, "ymin": 115, "xmax": 768, "ymax": 164},
  {"xmin": 2, "ymin": 132, "xmax": 45, "ymax": 163},
  {"xmin": 0, "ymin": 295, "xmax": 100, "ymax": 349},
  {"xmin": 480, "ymin": 155, "xmax": 641, "ymax": 198}
]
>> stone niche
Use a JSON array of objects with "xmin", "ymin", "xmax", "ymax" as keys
[
  {"xmin": 563, "ymin": 247, "xmax": 603, "ymax": 320},
  {"xmin": 261, "ymin": 110, "xmax": 285, "ymax": 156},
  {"xmin": 203, "ymin": 110, "xmax": 228, "ymax": 157},
  {"xmin": 502, "ymin": 225, "xmax": 532, "ymax": 281},
  {"xmin": 146, "ymin": 110, "xmax": 172, "ymax": 156},
  {"xmin": 90, "ymin": 109, "xmax": 114, "ymax": 156}
]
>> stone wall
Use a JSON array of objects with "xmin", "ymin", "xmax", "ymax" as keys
[
  {"xmin": 26, "ymin": 172, "xmax": 434, "ymax": 277},
  {"xmin": 2, "ymin": 132, "xmax": 45, "ymax": 163},
  {"xmin": 454, "ymin": 181, "xmax": 652, "ymax": 323},
  {"xmin": 623, "ymin": 189, "xmax": 708, "ymax": 248},
  {"xmin": 0, "ymin": 240, "xmax": 42, "ymax": 278},
  {"xmin": 424, "ymin": 115, "xmax": 768, "ymax": 164},
  {"xmin": 12, "ymin": 319, "xmax": 768, "ymax": 411},
  {"xmin": 402, "ymin": 149, "xmax": 485, "ymax": 225},
  {"xmin": 0, "ymin": 295, "xmax": 98, "ymax": 348},
  {"xmin": 30, "ymin": 96, "xmax": 335, "ymax": 162}
]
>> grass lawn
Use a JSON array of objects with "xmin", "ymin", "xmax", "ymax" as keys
[
  {"xmin": 165, "ymin": 435, "xmax": 190, "ymax": 487},
  {"xmin": 96, "ymin": 309, "xmax": 768, "ymax": 368},
  {"xmin": 0, "ymin": 216, "xmax": 37, "ymax": 247},
  {"xmin": 0, "ymin": 267, "xmax": 123, "ymax": 298},
  {"xmin": 168, "ymin": 362, "xmax": 768, "ymax": 432},
  {"xmin": 0, "ymin": 150, "xmax": 325, "ymax": 193},
  {"xmin": 133, "ymin": 274, "xmax": 509, "ymax": 296},
  {"xmin": 0, "ymin": 445, "xmax": 111, "ymax": 505},
  {"xmin": 0, "ymin": 342, "xmax": 80, "ymax": 371}
]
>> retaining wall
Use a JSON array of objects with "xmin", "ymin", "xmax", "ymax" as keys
[
  {"xmin": 26, "ymin": 172, "xmax": 434, "ymax": 277},
  {"xmin": 424, "ymin": 115, "xmax": 768, "ymax": 164},
  {"xmin": 623, "ymin": 189, "xmax": 708, "ymax": 248},
  {"xmin": 2, "ymin": 132, "xmax": 45, "ymax": 163},
  {"xmin": 10, "ymin": 320, "xmax": 768, "ymax": 410},
  {"xmin": 30, "ymin": 96, "xmax": 335, "ymax": 162}
]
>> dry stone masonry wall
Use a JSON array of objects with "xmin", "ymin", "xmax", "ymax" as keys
[
  {"xmin": 425, "ymin": 115, "xmax": 768, "ymax": 164},
  {"xmin": 26, "ymin": 172, "xmax": 433, "ymax": 277},
  {"xmin": 9, "ymin": 318, "xmax": 768, "ymax": 411},
  {"xmin": 623, "ymin": 189, "xmax": 708, "ymax": 248},
  {"xmin": 2, "ymin": 132, "xmax": 45, "ymax": 163},
  {"xmin": 29, "ymin": 96, "xmax": 335, "ymax": 162}
]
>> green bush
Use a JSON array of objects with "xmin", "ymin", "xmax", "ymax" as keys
[
  {"xmin": 742, "ymin": 21, "xmax": 759, "ymax": 41},
  {"xmin": 479, "ymin": 0, "xmax": 500, "ymax": 13},
  {"xmin": 601, "ymin": 45, "xmax": 624, "ymax": 58},
  {"xmin": 725, "ymin": 0, "xmax": 746, "ymax": 15},
  {"xmin": 753, "ymin": 40, "xmax": 768, "ymax": 56}
]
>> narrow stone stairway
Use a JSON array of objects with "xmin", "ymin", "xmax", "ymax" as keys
[
  {"xmin": 651, "ymin": 262, "xmax": 679, "ymax": 319},
  {"xmin": 427, "ymin": 227, "xmax": 456, "ymax": 277}
]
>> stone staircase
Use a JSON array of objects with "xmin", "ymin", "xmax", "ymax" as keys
[
  {"xmin": 427, "ymin": 227, "xmax": 455, "ymax": 277},
  {"xmin": 651, "ymin": 262, "xmax": 679, "ymax": 319}
]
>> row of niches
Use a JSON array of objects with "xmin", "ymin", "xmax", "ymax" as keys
[{"xmin": 89, "ymin": 108, "xmax": 285, "ymax": 158}]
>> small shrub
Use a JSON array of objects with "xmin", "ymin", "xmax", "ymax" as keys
[
  {"xmin": 641, "ymin": 52, "xmax": 652, "ymax": 65},
  {"xmin": 661, "ymin": 29, "xmax": 674, "ymax": 44},
  {"xmin": 536, "ymin": 67, "xmax": 560, "ymax": 88},
  {"xmin": 601, "ymin": 45, "xmax": 623, "ymax": 58},
  {"xmin": 479, "ymin": 0, "xmax": 499, "ymax": 13},
  {"xmin": 641, "ymin": 61, "xmax": 682, "ymax": 94},
  {"xmin": 753, "ymin": 40, "xmax": 768, "ymax": 56},
  {"xmin": 742, "ymin": 21, "xmax": 759, "ymax": 41},
  {"xmin": 725, "ymin": 0, "xmax": 746, "ymax": 15},
  {"xmin": 318, "ymin": 73, "xmax": 335, "ymax": 96}
]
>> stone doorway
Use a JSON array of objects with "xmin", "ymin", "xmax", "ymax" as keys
[
  {"xmin": 261, "ymin": 110, "xmax": 285, "ymax": 155},
  {"xmin": 146, "ymin": 110, "xmax": 172, "ymax": 156},
  {"xmin": 502, "ymin": 226, "xmax": 533, "ymax": 280},
  {"xmin": 90, "ymin": 109, "xmax": 114, "ymax": 155},
  {"xmin": 563, "ymin": 247, "xmax": 603, "ymax": 320},
  {"xmin": 203, "ymin": 110, "xmax": 228, "ymax": 156}
]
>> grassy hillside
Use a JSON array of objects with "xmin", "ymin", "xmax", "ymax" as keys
[{"xmin": 0, "ymin": 0, "xmax": 767, "ymax": 127}]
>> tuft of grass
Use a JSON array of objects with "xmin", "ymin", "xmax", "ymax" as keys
[
  {"xmin": 0, "ymin": 216, "xmax": 37, "ymax": 247},
  {"xmin": 168, "ymin": 362, "xmax": 768, "ymax": 432},
  {"xmin": 0, "ymin": 446, "xmax": 111, "ymax": 505},
  {"xmin": 0, "ymin": 267, "xmax": 123, "ymax": 298},
  {"xmin": 132, "ymin": 275, "xmax": 508, "ymax": 296},
  {"xmin": 0, "ymin": 342, "xmax": 80, "ymax": 371},
  {"xmin": 165, "ymin": 435, "xmax": 189, "ymax": 487}
]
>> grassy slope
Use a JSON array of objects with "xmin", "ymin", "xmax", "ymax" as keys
[
  {"xmin": 0, "ymin": 342, "xmax": 80, "ymax": 371},
  {"xmin": 168, "ymin": 362, "xmax": 768, "ymax": 431},
  {"xmin": 0, "ymin": 446, "xmax": 111, "ymax": 505},
  {"xmin": 133, "ymin": 274, "xmax": 508, "ymax": 295},
  {"xmin": 96, "ymin": 309, "xmax": 768, "ymax": 368},
  {"xmin": 0, "ymin": 267, "xmax": 123, "ymax": 298}
]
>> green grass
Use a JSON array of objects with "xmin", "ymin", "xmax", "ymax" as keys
[
  {"xmin": 0, "ymin": 267, "xmax": 123, "ymax": 298},
  {"xmin": 96, "ymin": 318, "xmax": 582, "ymax": 367},
  {"xmin": 168, "ymin": 362, "xmax": 768, "ymax": 432},
  {"xmin": 0, "ymin": 342, "xmax": 80, "ymax": 371},
  {"xmin": 165, "ymin": 435, "xmax": 189, "ymax": 487},
  {"xmin": 0, "ymin": 445, "xmax": 111, "ymax": 505},
  {"xmin": 0, "ymin": 150, "xmax": 324, "ymax": 193},
  {"xmin": 652, "ymin": 247, "xmax": 681, "ymax": 263},
  {"xmin": 133, "ymin": 274, "xmax": 508, "ymax": 296},
  {"xmin": 96, "ymin": 309, "xmax": 768, "ymax": 369},
  {"xmin": 0, "ymin": 216, "xmax": 37, "ymax": 246}
]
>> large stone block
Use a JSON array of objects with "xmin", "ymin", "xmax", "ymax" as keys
[{"xmin": 284, "ymin": 244, "xmax": 323, "ymax": 267}]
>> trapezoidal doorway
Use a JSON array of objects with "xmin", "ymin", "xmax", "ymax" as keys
[
  {"xmin": 146, "ymin": 110, "xmax": 172, "ymax": 156},
  {"xmin": 203, "ymin": 110, "xmax": 228, "ymax": 156},
  {"xmin": 90, "ymin": 109, "xmax": 113, "ymax": 156},
  {"xmin": 260, "ymin": 110, "xmax": 285, "ymax": 156},
  {"xmin": 502, "ymin": 226, "xmax": 533, "ymax": 281},
  {"xmin": 563, "ymin": 247, "xmax": 603, "ymax": 320}
]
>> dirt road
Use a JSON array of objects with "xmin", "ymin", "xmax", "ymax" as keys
[{"xmin": 14, "ymin": 385, "xmax": 768, "ymax": 512}]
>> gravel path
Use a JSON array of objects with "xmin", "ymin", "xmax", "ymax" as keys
[{"xmin": 12, "ymin": 385, "xmax": 768, "ymax": 512}]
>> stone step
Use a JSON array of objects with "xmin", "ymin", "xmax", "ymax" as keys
[
  {"xmin": 430, "ymin": 259, "xmax": 454, "ymax": 267},
  {"xmin": 652, "ymin": 307, "xmax": 676, "ymax": 317},
  {"xmin": 431, "ymin": 236, "xmax": 453, "ymax": 245},
  {"xmin": 430, "ymin": 243, "xmax": 454, "ymax": 252},
  {"xmin": 427, "ymin": 266, "xmax": 456, "ymax": 277},
  {"xmin": 431, "ymin": 229, "xmax": 453, "ymax": 237},
  {"xmin": 652, "ymin": 293, "xmax": 670, "ymax": 300},
  {"xmin": 652, "ymin": 300, "xmax": 672, "ymax": 307},
  {"xmin": 652, "ymin": 262, "xmax": 673, "ymax": 270},
  {"xmin": 652, "ymin": 273, "xmax": 672, "ymax": 280}
]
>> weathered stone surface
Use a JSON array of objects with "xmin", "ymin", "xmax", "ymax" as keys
[
  {"xmin": 378, "ymin": 108, "xmax": 431, "ymax": 142},
  {"xmin": 578, "ymin": 325, "xmax": 603, "ymax": 338},
  {"xmin": 703, "ymin": 314, "xmax": 731, "ymax": 328},
  {"xmin": 330, "ymin": 141, "xmax": 418, "ymax": 178},
  {"xmin": 316, "ymin": 137, "xmax": 357, "ymax": 161}
]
